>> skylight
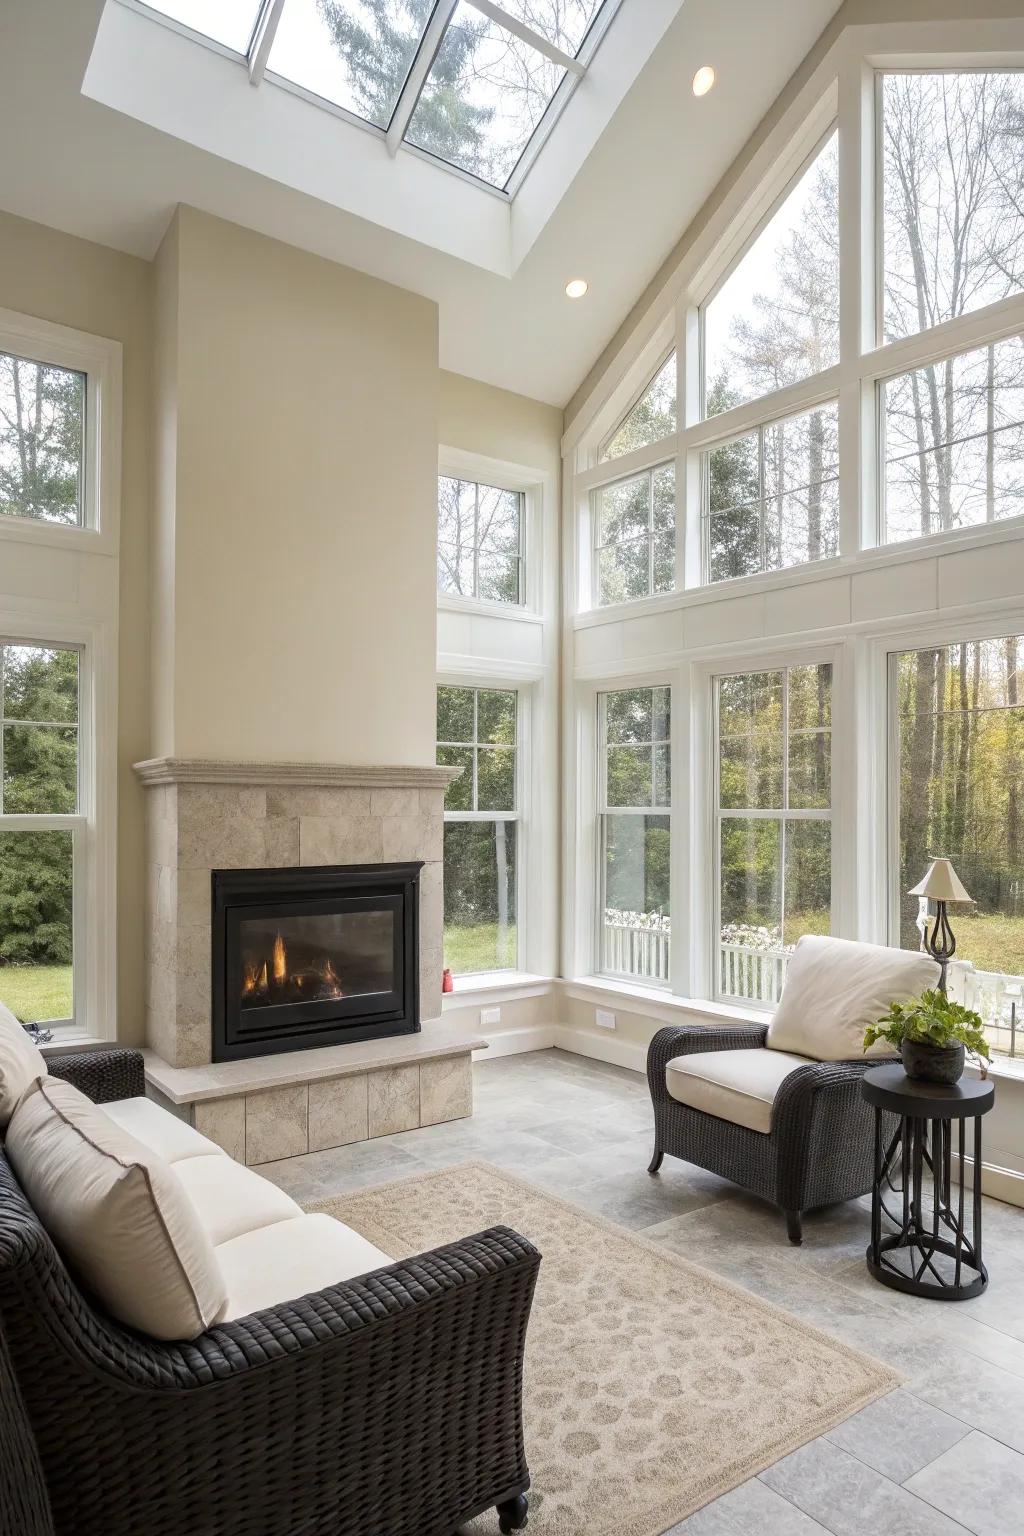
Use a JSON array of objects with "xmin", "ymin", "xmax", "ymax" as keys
[{"xmin": 136, "ymin": 0, "xmax": 617, "ymax": 193}]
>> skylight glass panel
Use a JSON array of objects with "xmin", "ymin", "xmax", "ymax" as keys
[
  {"xmin": 406, "ymin": 1, "xmax": 565, "ymax": 189},
  {"xmin": 494, "ymin": 0, "xmax": 604, "ymax": 57},
  {"xmin": 267, "ymin": 0, "xmax": 427, "ymax": 129},
  {"xmin": 142, "ymin": 0, "xmax": 262, "ymax": 53}
]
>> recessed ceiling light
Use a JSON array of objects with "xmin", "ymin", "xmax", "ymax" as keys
[
  {"xmin": 692, "ymin": 65, "xmax": 716, "ymax": 97},
  {"xmin": 565, "ymin": 278, "xmax": 589, "ymax": 299}
]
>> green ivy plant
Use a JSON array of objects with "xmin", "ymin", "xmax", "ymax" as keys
[{"xmin": 864, "ymin": 989, "xmax": 991, "ymax": 1076}]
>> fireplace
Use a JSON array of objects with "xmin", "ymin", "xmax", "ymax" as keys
[{"xmin": 211, "ymin": 862, "xmax": 422, "ymax": 1062}]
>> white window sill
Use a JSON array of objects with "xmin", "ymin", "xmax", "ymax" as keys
[
  {"xmin": 442, "ymin": 972, "xmax": 554, "ymax": 1008},
  {"xmin": 561, "ymin": 976, "xmax": 768, "ymax": 1026}
]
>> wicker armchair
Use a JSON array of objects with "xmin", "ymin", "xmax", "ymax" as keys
[
  {"xmin": 647, "ymin": 1023, "xmax": 897, "ymax": 1244},
  {"xmin": 0, "ymin": 1049, "xmax": 539, "ymax": 1536}
]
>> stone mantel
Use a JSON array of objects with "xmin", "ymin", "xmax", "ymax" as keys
[{"xmin": 133, "ymin": 757, "xmax": 461, "ymax": 789}]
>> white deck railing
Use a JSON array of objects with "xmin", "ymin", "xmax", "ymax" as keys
[
  {"xmin": 602, "ymin": 921, "xmax": 670, "ymax": 983},
  {"xmin": 718, "ymin": 943, "xmax": 788, "ymax": 1005}
]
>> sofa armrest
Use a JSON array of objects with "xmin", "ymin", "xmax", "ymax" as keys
[
  {"xmin": 45, "ymin": 1049, "xmax": 146, "ymax": 1105},
  {"xmin": 647, "ymin": 1023, "xmax": 769, "ymax": 1104}
]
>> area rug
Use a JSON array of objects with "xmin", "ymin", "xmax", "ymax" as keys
[{"xmin": 310, "ymin": 1163, "xmax": 899, "ymax": 1536}]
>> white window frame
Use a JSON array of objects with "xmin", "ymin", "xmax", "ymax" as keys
[
  {"xmin": 0, "ymin": 307, "xmax": 122, "ymax": 556},
  {"xmin": 438, "ymin": 678, "xmax": 524, "ymax": 978},
  {"xmin": 438, "ymin": 447, "xmax": 545, "ymax": 618},
  {"xmin": 0, "ymin": 308, "xmax": 120, "ymax": 1041},
  {"xmin": 591, "ymin": 459, "xmax": 676, "ymax": 610},
  {"xmin": 710, "ymin": 659, "xmax": 836, "ymax": 1007},
  {"xmin": 596, "ymin": 681, "xmax": 673, "ymax": 987}
]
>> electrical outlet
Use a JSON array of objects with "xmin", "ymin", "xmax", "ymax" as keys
[
  {"xmin": 596, "ymin": 1008, "xmax": 616, "ymax": 1030},
  {"xmin": 481, "ymin": 1005, "xmax": 501, "ymax": 1026}
]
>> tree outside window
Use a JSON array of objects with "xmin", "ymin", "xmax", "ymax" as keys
[
  {"xmin": 0, "ymin": 644, "xmax": 80, "ymax": 1025},
  {"xmin": 599, "ymin": 687, "xmax": 671, "ymax": 983},
  {"xmin": 437, "ymin": 476, "xmax": 524, "ymax": 605},
  {"xmin": 0, "ymin": 351, "xmax": 85, "ymax": 526},
  {"xmin": 437, "ymin": 684, "xmax": 518, "ymax": 975},
  {"xmin": 894, "ymin": 637, "xmax": 1024, "ymax": 1052},
  {"xmin": 715, "ymin": 665, "xmax": 832, "ymax": 1004}
]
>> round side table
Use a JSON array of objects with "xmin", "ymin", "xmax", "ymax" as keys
[{"xmin": 861, "ymin": 1064, "xmax": 994, "ymax": 1300}]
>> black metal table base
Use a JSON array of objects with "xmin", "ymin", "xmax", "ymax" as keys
[{"xmin": 867, "ymin": 1109, "xmax": 987, "ymax": 1300}]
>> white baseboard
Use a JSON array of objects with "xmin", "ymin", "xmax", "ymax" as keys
[
  {"xmin": 955, "ymin": 1155, "xmax": 1024, "ymax": 1209},
  {"xmin": 473, "ymin": 1024, "xmax": 557, "ymax": 1061},
  {"xmin": 550, "ymin": 1026, "xmax": 648, "ymax": 1075}
]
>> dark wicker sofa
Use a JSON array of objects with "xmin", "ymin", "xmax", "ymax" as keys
[
  {"xmin": 0, "ymin": 1048, "xmax": 540, "ymax": 1536},
  {"xmin": 647, "ymin": 1023, "xmax": 897, "ymax": 1243}
]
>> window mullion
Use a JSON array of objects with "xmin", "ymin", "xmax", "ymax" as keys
[{"xmin": 385, "ymin": 0, "xmax": 458, "ymax": 156}]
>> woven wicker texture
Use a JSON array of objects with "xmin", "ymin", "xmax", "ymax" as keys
[
  {"xmin": 648, "ymin": 1026, "xmax": 899, "ymax": 1217},
  {"xmin": 0, "ymin": 1050, "xmax": 539, "ymax": 1536}
]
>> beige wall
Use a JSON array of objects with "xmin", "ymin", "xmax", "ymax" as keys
[
  {"xmin": 565, "ymin": 0, "xmax": 1024, "ymax": 425},
  {"xmin": 0, "ymin": 210, "xmax": 152, "ymax": 1044},
  {"xmin": 154, "ymin": 206, "xmax": 440, "ymax": 767},
  {"xmin": 439, "ymin": 369, "xmax": 563, "ymax": 482}
]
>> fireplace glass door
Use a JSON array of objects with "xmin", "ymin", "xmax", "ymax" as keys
[{"xmin": 212, "ymin": 864, "xmax": 421, "ymax": 1061}]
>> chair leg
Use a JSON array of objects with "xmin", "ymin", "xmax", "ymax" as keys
[
  {"xmin": 648, "ymin": 1143, "xmax": 664, "ymax": 1175},
  {"xmin": 785, "ymin": 1209, "xmax": 803, "ymax": 1245},
  {"xmin": 497, "ymin": 1493, "xmax": 529, "ymax": 1532}
]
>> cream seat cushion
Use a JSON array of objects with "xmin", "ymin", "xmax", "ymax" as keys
[
  {"xmin": 101, "ymin": 1097, "xmax": 225, "ymax": 1164},
  {"xmin": 172, "ymin": 1153, "xmax": 303, "ymax": 1247},
  {"xmin": 766, "ymin": 935, "xmax": 940, "ymax": 1061},
  {"xmin": 666, "ymin": 1047, "xmax": 815, "ymax": 1135},
  {"xmin": 5, "ymin": 1079, "xmax": 227, "ymax": 1340},
  {"xmin": 217, "ymin": 1213, "xmax": 394, "ymax": 1321},
  {"xmin": 0, "ymin": 1000, "xmax": 47, "ymax": 1129}
]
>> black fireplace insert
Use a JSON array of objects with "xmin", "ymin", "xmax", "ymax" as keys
[{"xmin": 211, "ymin": 862, "xmax": 422, "ymax": 1062}]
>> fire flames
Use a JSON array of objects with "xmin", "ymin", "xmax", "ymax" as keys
[{"xmin": 241, "ymin": 933, "xmax": 345, "ymax": 1006}]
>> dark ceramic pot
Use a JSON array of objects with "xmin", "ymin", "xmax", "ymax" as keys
[{"xmin": 901, "ymin": 1038, "xmax": 965, "ymax": 1085}]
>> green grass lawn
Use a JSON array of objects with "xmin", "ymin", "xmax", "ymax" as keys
[
  {"xmin": 445, "ymin": 923, "xmax": 518, "ymax": 977},
  {"xmin": 953, "ymin": 911, "xmax": 1024, "ymax": 976},
  {"xmin": 0, "ymin": 965, "xmax": 73, "ymax": 1023}
]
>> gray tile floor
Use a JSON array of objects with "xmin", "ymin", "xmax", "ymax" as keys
[{"xmin": 261, "ymin": 1048, "xmax": 1024, "ymax": 1536}]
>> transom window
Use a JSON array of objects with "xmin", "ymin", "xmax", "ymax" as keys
[
  {"xmin": 599, "ymin": 686, "xmax": 671, "ymax": 984},
  {"xmin": 139, "ymin": 0, "xmax": 620, "ymax": 192},
  {"xmin": 593, "ymin": 463, "xmax": 675, "ymax": 606},
  {"xmin": 703, "ymin": 129, "xmax": 839, "ymax": 418},
  {"xmin": 1, "ymin": 350, "xmax": 85, "ymax": 527},
  {"xmin": 437, "ymin": 685, "xmax": 518, "ymax": 974},
  {"xmin": 601, "ymin": 352, "xmax": 676, "ymax": 462},
  {"xmin": 715, "ymin": 665, "xmax": 832, "ymax": 1005},
  {"xmin": 704, "ymin": 402, "xmax": 839, "ymax": 582},
  {"xmin": 437, "ymin": 475, "xmax": 524, "ymax": 604},
  {"xmin": 0, "ymin": 643, "xmax": 81, "ymax": 1027}
]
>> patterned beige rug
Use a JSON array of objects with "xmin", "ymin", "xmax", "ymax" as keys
[{"xmin": 311, "ymin": 1162, "xmax": 899, "ymax": 1536}]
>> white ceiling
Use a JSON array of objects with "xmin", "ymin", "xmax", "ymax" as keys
[{"xmin": 0, "ymin": 0, "xmax": 842, "ymax": 406}]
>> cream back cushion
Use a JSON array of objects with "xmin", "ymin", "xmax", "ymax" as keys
[
  {"xmin": 0, "ymin": 1000, "xmax": 47, "ymax": 1129},
  {"xmin": 6, "ymin": 1079, "xmax": 227, "ymax": 1340},
  {"xmin": 766, "ymin": 935, "xmax": 941, "ymax": 1061}
]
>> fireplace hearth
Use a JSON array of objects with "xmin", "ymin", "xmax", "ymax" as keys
[{"xmin": 212, "ymin": 862, "xmax": 422, "ymax": 1062}]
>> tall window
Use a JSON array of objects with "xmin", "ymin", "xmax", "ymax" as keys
[
  {"xmin": 593, "ymin": 464, "xmax": 675, "ymax": 607},
  {"xmin": 437, "ymin": 685, "xmax": 518, "ymax": 975},
  {"xmin": 892, "ymin": 637, "xmax": 1024, "ymax": 1052},
  {"xmin": 703, "ymin": 131, "xmax": 839, "ymax": 417},
  {"xmin": 1, "ymin": 350, "xmax": 85, "ymax": 526},
  {"xmin": 437, "ymin": 476, "xmax": 524, "ymax": 605},
  {"xmin": 0, "ymin": 644, "xmax": 80, "ymax": 1025},
  {"xmin": 704, "ymin": 402, "xmax": 839, "ymax": 581},
  {"xmin": 599, "ymin": 687, "xmax": 671, "ymax": 983},
  {"xmin": 715, "ymin": 664, "xmax": 832, "ymax": 1004}
]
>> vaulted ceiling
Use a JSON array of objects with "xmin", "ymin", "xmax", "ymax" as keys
[{"xmin": 0, "ymin": 0, "xmax": 842, "ymax": 404}]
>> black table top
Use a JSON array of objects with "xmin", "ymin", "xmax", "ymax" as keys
[{"xmin": 862, "ymin": 1063, "xmax": 994, "ymax": 1117}]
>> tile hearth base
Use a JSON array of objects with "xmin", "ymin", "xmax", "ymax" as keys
[{"xmin": 143, "ymin": 1023, "xmax": 485, "ymax": 1165}]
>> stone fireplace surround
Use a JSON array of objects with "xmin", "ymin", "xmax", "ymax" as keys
[{"xmin": 133, "ymin": 757, "xmax": 480, "ymax": 1164}]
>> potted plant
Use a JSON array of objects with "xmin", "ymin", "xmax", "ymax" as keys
[{"xmin": 864, "ymin": 989, "xmax": 991, "ymax": 1084}]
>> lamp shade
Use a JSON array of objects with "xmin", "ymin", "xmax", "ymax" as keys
[{"xmin": 908, "ymin": 857, "xmax": 973, "ymax": 903}]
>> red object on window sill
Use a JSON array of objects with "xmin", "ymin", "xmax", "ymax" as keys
[{"xmin": 442, "ymin": 968, "xmax": 453, "ymax": 994}]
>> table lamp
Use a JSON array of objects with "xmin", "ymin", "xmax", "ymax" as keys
[{"xmin": 908, "ymin": 857, "xmax": 972, "ymax": 992}]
